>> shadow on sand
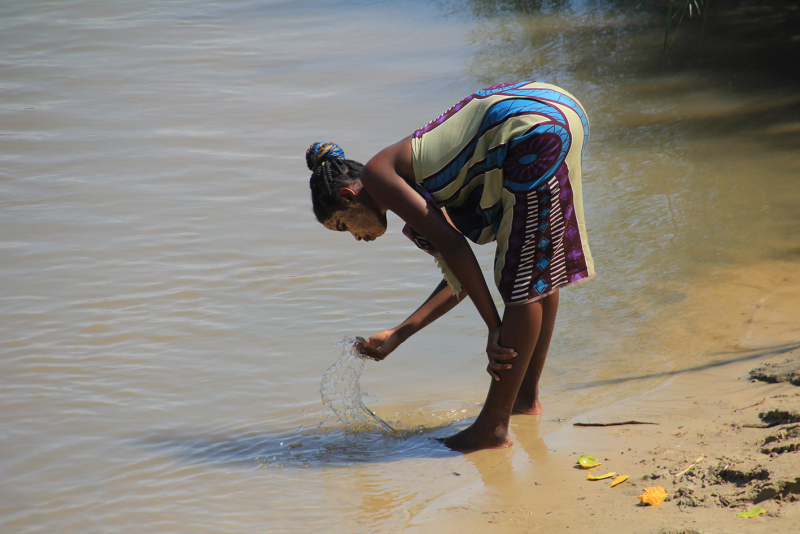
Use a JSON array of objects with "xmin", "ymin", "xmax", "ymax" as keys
[{"xmin": 571, "ymin": 341, "xmax": 800, "ymax": 390}]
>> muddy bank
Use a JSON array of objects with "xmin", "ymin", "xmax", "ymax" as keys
[{"xmin": 634, "ymin": 362, "xmax": 800, "ymax": 511}]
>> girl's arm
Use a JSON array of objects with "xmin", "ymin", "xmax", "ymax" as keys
[
  {"xmin": 356, "ymin": 279, "xmax": 465, "ymax": 360},
  {"xmin": 360, "ymin": 140, "xmax": 517, "ymax": 373}
]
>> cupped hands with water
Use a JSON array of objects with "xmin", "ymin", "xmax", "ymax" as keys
[{"xmin": 354, "ymin": 329, "xmax": 404, "ymax": 361}]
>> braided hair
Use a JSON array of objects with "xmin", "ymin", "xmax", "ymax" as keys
[{"xmin": 306, "ymin": 142, "xmax": 364, "ymax": 223}]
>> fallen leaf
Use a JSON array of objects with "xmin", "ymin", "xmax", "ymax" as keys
[
  {"xmin": 609, "ymin": 475, "xmax": 629, "ymax": 487},
  {"xmin": 577, "ymin": 455, "xmax": 601, "ymax": 469},
  {"xmin": 736, "ymin": 507, "xmax": 766, "ymax": 518},
  {"xmin": 587, "ymin": 471, "xmax": 616, "ymax": 480},
  {"xmin": 639, "ymin": 486, "xmax": 667, "ymax": 505}
]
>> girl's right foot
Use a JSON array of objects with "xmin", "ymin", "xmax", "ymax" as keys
[{"xmin": 438, "ymin": 423, "xmax": 511, "ymax": 451}]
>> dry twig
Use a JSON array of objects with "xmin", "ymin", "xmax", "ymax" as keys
[
  {"xmin": 672, "ymin": 456, "xmax": 704, "ymax": 477},
  {"xmin": 734, "ymin": 397, "xmax": 765, "ymax": 412},
  {"xmin": 573, "ymin": 420, "xmax": 658, "ymax": 427}
]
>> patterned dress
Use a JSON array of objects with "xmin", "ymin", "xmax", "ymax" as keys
[{"xmin": 404, "ymin": 81, "xmax": 595, "ymax": 305}]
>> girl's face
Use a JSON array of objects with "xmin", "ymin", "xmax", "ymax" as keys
[{"xmin": 323, "ymin": 202, "xmax": 387, "ymax": 242}]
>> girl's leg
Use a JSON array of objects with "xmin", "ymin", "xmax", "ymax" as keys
[
  {"xmin": 442, "ymin": 299, "xmax": 544, "ymax": 450},
  {"xmin": 514, "ymin": 288, "xmax": 559, "ymax": 414}
]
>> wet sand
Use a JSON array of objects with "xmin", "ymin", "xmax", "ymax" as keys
[{"xmin": 406, "ymin": 261, "xmax": 800, "ymax": 533}]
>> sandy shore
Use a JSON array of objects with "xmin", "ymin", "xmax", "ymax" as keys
[{"xmin": 408, "ymin": 261, "xmax": 800, "ymax": 533}]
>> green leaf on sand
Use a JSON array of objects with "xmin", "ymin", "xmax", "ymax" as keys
[
  {"xmin": 737, "ymin": 507, "xmax": 766, "ymax": 518},
  {"xmin": 577, "ymin": 455, "xmax": 601, "ymax": 469}
]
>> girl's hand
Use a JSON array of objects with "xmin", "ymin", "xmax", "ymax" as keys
[
  {"xmin": 354, "ymin": 329, "xmax": 402, "ymax": 361},
  {"xmin": 486, "ymin": 324, "xmax": 517, "ymax": 381}
]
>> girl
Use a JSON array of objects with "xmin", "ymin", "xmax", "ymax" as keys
[{"xmin": 306, "ymin": 81, "xmax": 594, "ymax": 450}]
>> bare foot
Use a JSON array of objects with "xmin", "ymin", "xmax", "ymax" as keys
[
  {"xmin": 438, "ymin": 424, "xmax": 511, "ymax": 451},
  {"xmin": 513, "ymin": 399, "xmax": 543, "ymax": 415}
]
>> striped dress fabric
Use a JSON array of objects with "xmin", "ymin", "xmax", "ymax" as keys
[{"xmin": 405, "ymin": 81, "xmax": 595, "ymax": 305}]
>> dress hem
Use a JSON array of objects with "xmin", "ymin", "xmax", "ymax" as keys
[{"xmin": 503, "ymin": 272, "xmax": 597, "ymax": 307}]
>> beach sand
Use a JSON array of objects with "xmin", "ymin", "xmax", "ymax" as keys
[{"xmin": 407, "ymin": 259, "xmax": 800, "ymax": 533}]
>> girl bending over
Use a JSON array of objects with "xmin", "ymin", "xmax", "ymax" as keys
[{"xmin": 306, "ymin": 82, "xmax": 594, "ymax": 450}]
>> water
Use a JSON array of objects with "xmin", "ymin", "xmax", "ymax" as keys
[
  {"xmin": 2, "ymin": 0, "xmax": 799, "ymax": 532},
  {"xmin": 320, "ymin": 339, "xmax": 398, "ymax": 435}
]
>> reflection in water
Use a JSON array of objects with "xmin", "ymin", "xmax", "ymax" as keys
[
  {"xmin": 465, "ymin": 445, "xmax": 515, "ymax": 488},
  {"xmin": 513, "ymin": 416, "xmax": 548, "ymax": 463},
  {"xmin": 450, "ymin": 416, "xmax": 556, "ymax": 532},
  {"xmin": 462, "ymin": 416, "xmax": 548, "ymax": 487}
]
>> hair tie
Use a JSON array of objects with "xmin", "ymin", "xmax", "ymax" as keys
[{"xmin": 306, "ymin": 142, "xmax": 346, "ymax": 171}]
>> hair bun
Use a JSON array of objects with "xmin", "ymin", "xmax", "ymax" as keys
[{"xmin": 306, "ymin": 142, "xmax": 346, "ymax": 171}]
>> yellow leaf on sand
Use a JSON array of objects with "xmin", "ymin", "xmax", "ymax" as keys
[
  {"xmin": 587, "ymin": 472, "xmax": 616, "ymax": 480},
  {"xmin": 639, "ymin": 486, "xmax": 668, "ymax": 505},
  {"xmin": 577, "ymin": 455, "xmax": 601, "ymax": 469},
  {"xmin": 609, "ymin": 475, "xmax": 629, "ymax": 488},
  {"xmin": 737, "ymin": 507, "xmax": 766, "ymax": 518}
]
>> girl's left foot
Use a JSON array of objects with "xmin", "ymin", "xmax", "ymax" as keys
[{"xmin": 513, "ymin": 399, "xmax": 543, "ymax": 415}]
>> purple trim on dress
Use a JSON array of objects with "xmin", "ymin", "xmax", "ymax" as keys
[{"xmin": 413, "ymin": 82, "xmax": 531, "ymax": 138}]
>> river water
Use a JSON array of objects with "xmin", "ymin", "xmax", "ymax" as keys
[{"xmin": 2, "ymin": 1, "xmax": 798, "ymax": 532}]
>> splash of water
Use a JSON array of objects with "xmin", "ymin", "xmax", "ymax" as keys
[{"xmin": 320, "ymin": 338, "xmax": 398, "ymax": 434}]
